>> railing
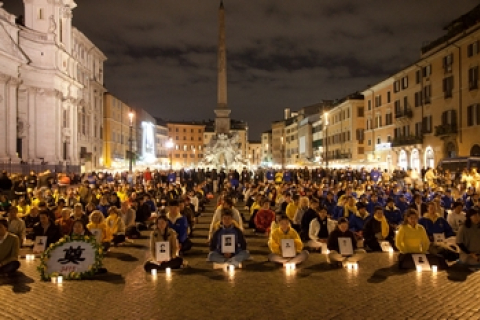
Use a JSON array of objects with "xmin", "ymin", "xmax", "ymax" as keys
[
  {"xmin": 395, "ymin": 108, "xmax": 413, "ymax": 119},
  {"xmin": 391, "ymin": 136, "xmax": 423, "ymax": 147},
  {"xmin": 434, "ymin": 124, "xmax": 458, "ymax": 137}
]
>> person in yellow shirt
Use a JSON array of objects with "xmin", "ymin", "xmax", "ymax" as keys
[
  {"xmin": 87, "ymin": 210, "xmax": 110, "ymax": 251},
  {"xmin": 395, "ymin": 209, "xmax": 432, "ymax": 269},
  {"xmin": 105, "ymin": 207, "xmax": 126, "ymax": 246},
  {"xmin": 16, "ymin": 198, "xmax": 31, "ymax": 219},
  {"xmin": 268, "ymin": 215, "xmax": 309, "ymax": 266},
  {"xmin": 286, "ymin": 194, "xmax": 299, "ymax": 222}
]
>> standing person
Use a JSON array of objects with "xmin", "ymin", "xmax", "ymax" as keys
[
  {"xmin": 456, "ymin": 209, "xmax": 480, "ymax": 266},
  {"xmin": 268, "ymin": 215, "xmax": 309, "ymax": 266},
  {"xmin": 0, "ymin": 219, "xmax": 20, "ymax": 275},
  {"xmin": 208, "ymin": 209, "xmax": 250, "ymax": 268},
  {"xmin": 144, "ymin": 216, "xmax": 184, "ymax": 272}
]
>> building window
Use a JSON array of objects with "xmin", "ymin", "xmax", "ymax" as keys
[
  {"xmin": 467, "ymin": 104, "xmax": 480, "ymax": 126},
  {"xmin": 377, "ymin": 138, "xmax": 381, "ymax": 144},
  {"xmin": 414, "ymin": 91, "xmax": 422, "ymax": 108},
  {"xmin": 424, "ymin": 85, "xmax": 432, "ymax": 104},
  {"xmin": 387, "ymin": 91, "xmax": 391, "ymax": 103},
  {"xmin": 367, "ymin": 100, "xmax": 371, "ymax": 110},
  {"xmin": 375, "ymin": 95, "xmax": 382, "ymax": 108},
  {"xmin": 387, "ymin": 135, "xmax": 391, "ymax": 142},
  {"xmin": 183, "ymin": 129, "xmax": 186, "ymax": 133},
  {"xmin": 468, "ymin": 41, "xmax": 479, "ymax": 57},
  {"xmin": 401, "ymin": 76, "xmax": 408, "ymax": 89},
  {"xmin": 422, "ymin": 116, "xmax": 432, "ymax": 133},
  {"xmin": 176, "ymin": 128, "xmax": 179, "ymax": 132},
  {"xmin": 198, "ymin": 137, "xmax": 202, "ymax": 141},
  {"xmin": 469, "ymin": 66, "xmax": 479, "ymax": 90},
  {"xmin": 38, "ymin": 8, "xmax": 44, "ymax": 20},
  {"xmin": 175, "ymin": 154, "xmax": 180, "ymax": 158},
  {"xmin": 367, "ymin": 140, "xmax": 371, "ymax": 146},
  {"xmin": 394, "ymin": 81, "xmax": 400, "ymax": 93},
  {"xmin": 443, "ymin": 76, "xmax": 454, "ymax": 98},
  {"xmin": 423, "ymin": 65, "xmax": 432, "ymax": 77},
  {"xmin": 62, "ymin": 110, "xmax": 68, "ymax": 128},
  {"xmin": 415, "ymin": 122, "xmax": 422, "ymax": 136},
  {"xmin": 385, "ymin": 113, "xmax": 393, "ymax": 125},
  {"xmin": 443, "ymin": 54, "xmax": 453, "ymax": 73},
  {"xmin": 357, "ymin": 107, "xmax": 364, "ymax": 117},
  {"xmin": 416, "ymin": 70, "xmax": 421, "ymax": 84},
  {"xmin": 441, "ymin": 110, "xmax": 457, "ymax": 126},
  {"xmin": 198, "ymin": 129, "xmax": 202, "ymax": 133}
]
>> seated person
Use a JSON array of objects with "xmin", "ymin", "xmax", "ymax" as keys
[
  {"xmin": 292, "ymin": 196, "xmax": 309, "ymax": 231},
  {"xmin": 71, "ymin": 203, "xmax": 89, "ymax": 226},
  {"xmin": 456, "ymin": 209, "xmax": 480, "ymax": 266},
  {"xmin": 7, "ymin": 207, "xmax": 26, "ymax": 247},
  {"xmin": 71, "ymin": 220, "xmax": 92, "ymax": 236},
  {"xmin": 300, "ymin": 198, "xmax": 320, "ymax": 241},
  {"xmin": 269, "ymin": 211, "xmax": 283, "ymax": 239},
  {"xmin": 447, "ymin": 201, "xmax": 466, "ymax": 234},
  {"xmin": 56, "ymin": 208, "xmax": 74, "ymax": 236},
  {"xmin": 86, "ymin": 210, "xmax": 110, "ymax": 251},
  {"xmin": 0, "ymin": 219, "xmax": 20, "ymax": 275},
  {"xmin": 395, "ymin": 209, "xmax": 440, "ymax": 269},
  {"xmin": 384, "ymin": 198, "xmax": 403, "ymax": 229},
  {"xmin": 16, "ymin": 198, "xmax": 31, "ymax": 219},
  {"xmin": 268, "ymin": 215, "xmax": 309, "ymax": 266},
  {"xmin": 419, "ymin": 202, "xmax": 455, "ymax": 257},
  {"xmin": 25, "ymin": 206, "xmax": 40, "ymax": 240},
  {"xmin": 119, "ymin": 201, "xmax": 140, "ymax": 239},
  {"xmin": 208, "ymin": 209, "xmax": 250, "ymax": 268},
  {"xmin": 254, "ymin": 198, "xmax": 276, "ymax": 235},
  {"xmin": 33, "ymin": 210, "xmax": 62, "ymax": 248},
  {"xmin": 166, "ymin": 200, "xmax": 191, "ymax": 254},
  {"xmin": 105, "ymin": 207, "xmax": 126, "ymax": 246},
  {"xmin": 327, "ymin": 217, "xmax": 366, "ymax": 267},
  {"xmin": 348, "ymin": 202, "xmax": 370, "ymax": 246},
  {"xmin": 248, "ymin": 194, "xmax": 263, "ymax": 229},
  {"xmin": 208, "ymin": 198, "xmax": 243, "ymax": 240},
  {"xmin": 363, "ymin": 206, "xmax": 394, "ymax": 252},
  {"xmin": 144, "ymin": 216, "xmax": 184, "ymax": 272},
  {"xmin": 308, "ymin": 206, "xmax": 336, "ymax": 250}
]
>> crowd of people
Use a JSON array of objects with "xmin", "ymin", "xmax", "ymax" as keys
[{"xmin": 0, "ymin": 164, "xmax": 480, "ymax": 278}]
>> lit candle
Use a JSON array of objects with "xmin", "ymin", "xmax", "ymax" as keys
[
  {"xmin": 51, "ymin": 276, "xmax": 57, "ymax": 284},
  {"xmin": 151, "ymin": 269, "xmax": 157, "ymax": 276},
  {"xmin": 325, "ymin": 249, "xmax": 330, "ymax": 255},
  {"xmin": 228, "ymin": 265, "xmax": 234, "ymax": 272},
  {"xmin": 353, "ymin": 263, "xmax": 358, "ymax": 270},
  {"xmin": 432, "ymin": 265, "xmax": 437, "ymax": 273},
  {"xmin": 57, "ymin": 276, "xmax": 63, "ymax": 284},
  {"xmin": 388, "ymin": 247, "xmax": 394, "ymax": 254},
  {"xmin": 347, "ymin": 263, "xmax": 353, "ymax": 270},
  {"xmin": 416, "ymin": 265, "xmax": 422, "ymax": 273},
  {"xmin": 165, "ymin": 268, "xmax": 171, "ymax": 275},
  {"xmin": 290, "ymin": 263, "xmax": 296, "ymax": 270}
]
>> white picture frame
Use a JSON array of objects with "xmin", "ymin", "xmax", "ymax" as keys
[
  {"xmin": 155, "ymin": 241, "xmax": 170, "ymax": 262},
  {"xmin": 221, "ymin": 235, "xmax": 235, "ymax": 254},
  {"xmin": 412, "ymin": 253, "xmax": 431, "ymax": 271},
  {"xmin": 338, "ymin": 237, "xmax": 354, "ymax": 256},
  {"xmin": 90, "ymin": 229, "xmax": 103, "ymax": 244},
  {"xmin": 281, "ymin": 239, "xmax": 296, "ymax": 258},
  {"xmin": 433, "ymin": 233, "xmax": 446, "ymax": 244},
  {"xmin": 33, "ymin": 236, "xmax": 47, "ymax": 253}
]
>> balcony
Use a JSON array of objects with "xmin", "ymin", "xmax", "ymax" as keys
[
  {"xmin": 434, "ymin": 124, "xmax": 458, "ymax": 137},
  {"xmin": 331, "ymin": 153, "xmax": 352, "ymax": 160},
  {"xmin": 391, "ymin": 136, "xmax": 423, "ymax": 148},
  {"xmin": 395, "ymin": 108, "xmax": 413, "ymax": 119}
]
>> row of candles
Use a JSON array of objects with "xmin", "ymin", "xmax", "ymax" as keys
[{"xmin": 417, "ymin": 265, "xmax": 437, "ymax": 273}]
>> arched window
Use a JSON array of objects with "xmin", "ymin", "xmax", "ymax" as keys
[
  {"xmin": 425, "ymin": 147, "xmax": 434, "ymax": 168},
  {"xmin": 447, "ymin": 142, "xmax": 457, "ymax": 158},
  {"xmin": 411, "ymin": 149, "xmax": 420, "ymax": 171},
  {"xmin": 471, "ymin": 144, "xmax": 480, "ymax": 156},
  {"xmin": 399, "ymin": 150, "xmax": 408, "ymax": 170}
]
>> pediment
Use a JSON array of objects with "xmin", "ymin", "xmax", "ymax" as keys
[{"xmin": 0, "ymin": 23, "xmax": 29, "ymax": 63}]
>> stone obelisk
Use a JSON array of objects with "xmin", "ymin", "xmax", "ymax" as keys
[{"xmin": 214, "ymin": 0, "xmax": 231, "ymax": 135}]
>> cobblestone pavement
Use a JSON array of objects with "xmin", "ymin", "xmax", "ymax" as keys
[{"xmin": 2, "ymin": 202, "xmax": 480, "ymax": 320}]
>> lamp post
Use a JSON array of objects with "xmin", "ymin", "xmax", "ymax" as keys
[
  {"xmin": 128, "ymin": 110, "xmax": 134, "ymax": 173},
  {"xmin": 324, "ymin": 112, "xmax": 329, "ymax": 169},
  {"xmin": 166, "ymin": 138, "xmax": 174, "ymax": 169}
]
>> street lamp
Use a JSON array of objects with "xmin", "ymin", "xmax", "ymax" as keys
[
  {"xmin": 166, "ymin": 138, "xmax": 174, "ymax": 169},
  {"xmin": 324, "ymin": 112, "xmax": 329, "ymax": 169},
  {"xmin": 128, "ymin": 110, "xmax": 134, "ymax": 173}
]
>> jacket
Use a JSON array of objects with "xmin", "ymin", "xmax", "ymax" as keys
[
  {"xmin": 149, "ymin": 228, "xmax": 178, "ymax": 261},
  {"xmin": 327, "ymin": 228, "xmax": 358, "ymax": 252},
  {"xmin": 210, "ymin": 224, "xmax": 247, "ymax": 255},
  {"xmin": 255, "ymin": 209, "xmax": 275, "ymax": 232},
  {"xmin": 418, "ymin": 215, "xmax": 454, "ymax": 239},
  {"xmin": 167, "ymin": 213, "xmax": 189, "ymax": 243},
  {"xmin": 395, "ymin": 223, "xmax": 430, "ymax": 254},
  {"xmin": 33, "ymin": 222, "xmax": 61, "ymax": 246},
  {"xmin": 268, "ymin": 227, "xmax": 303, "ymax": 256},
  {"xmin": 86, "ymin": 222, "xmax": 108, "ymax": 243},
  {"xmin": 348, "ymin": 212, "xmax": 370, "ymax": 232},
  {"xmin": 105, "ymin": 215, "xmax": 126, "ymax": 240},
  {"xmin": 309, "ymin": 217, "xmax": 337, "ymax": 240},
  {"xmin": 384, "ymin": 206, "xmax": 403, "ymax": 226},
  {"xmin": 0, "ymin": 233, "xmax": 19, "ymax": 265}
]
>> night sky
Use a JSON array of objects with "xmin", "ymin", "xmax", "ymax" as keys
[{"xmin": 4, "ymin": 0, "xmax": 478, "ymax": 138}]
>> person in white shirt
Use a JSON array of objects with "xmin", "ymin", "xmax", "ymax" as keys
[
  {"xmin": 447, "ymin": 201, "xmax": 466, "ymax": 234},
  {"xmin": 308, "ymin": 206, "xmax": 337, "ymax": 250}
]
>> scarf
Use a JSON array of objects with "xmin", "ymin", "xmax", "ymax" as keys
[
  {"xmin": 374, "ymin": 215, "xmax": 389, "ymax": 239},
  {"xmin": 344, "ymin": 204, "xmax": 358, "ymax": 218}
]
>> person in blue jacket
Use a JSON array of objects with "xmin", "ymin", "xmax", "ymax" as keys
[
  {"xmin": 349, "ymin": 202, "xmax": 370, "ymax": 240},
  {"xmin": 208, "ymin": 209, "xmax": 250, "ymax": 268},
  {"xmin": 166, "ymin": 200, "xmax": 191, "ymax": 254},
  {"xmin": 322, "ymin": 191, "xmax": 337, "ymax": 217},
  {"xmin": 396, "ymin": 194, "xmax": 410, "ymax": 215},
  {"xmin": 418, "ymin": 202, "xmax": 454, "ymax": 241},
  {"xmin": 384, "ymin": 198, "xmax": 403, "ymax": 228},
  {"xmin": 366, "ymin": 193, "xmax": 382, "ymax": 216},
  {"xmin": 441, "ymin": 189, "xmax": 454, "ymax": 210},
  {"xmin": 370, "ymin": 168, "xmax": 381, "ymax": 183},
  {"xmin": 266, "ymin": 170, "xmax": 274, "ymax": 182}
]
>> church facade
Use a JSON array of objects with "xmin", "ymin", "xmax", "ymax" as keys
[{"xmin": 0, "ymin": 0, "xmax": 105, "ymax": 173}]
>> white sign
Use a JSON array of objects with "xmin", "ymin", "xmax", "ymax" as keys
[
  {"xmin": 90, "ymin": 229, "xmax": 103, "ymax": 244},
  {"xmin": 281, "ymin": 239, "xmax": 296, "ymax": 258},
  {"xmin": 433, "ymin": 233, "xmax": 446, "ymax": 244},
  {"xmin": 33, "ymin": 236, "xmax": 47, "ymax": 253},
  {"xmin": 338, "ymin": 237, "xmax": 354, "ymax": 256},
  {"xmin": 412, "ymin": 253, "xmax": 431, "ymax": 271},
  {"xmin": 375, "ymin": 143, "xmax": 392, "ymax": 151},
  {"xmin": 155, "ymin": 241, "xmax": 170, "ymax": 262},
  {"xmin": 45, "ymin": 241, "xmax": 97, "ymax": 276},
  {"xmin": 221, "ymin": 235, "xmax": 235, "ymax": 254},
  {"xmin": 380, "ymin": 241, "xmax": 391, "ymax": 252}
]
